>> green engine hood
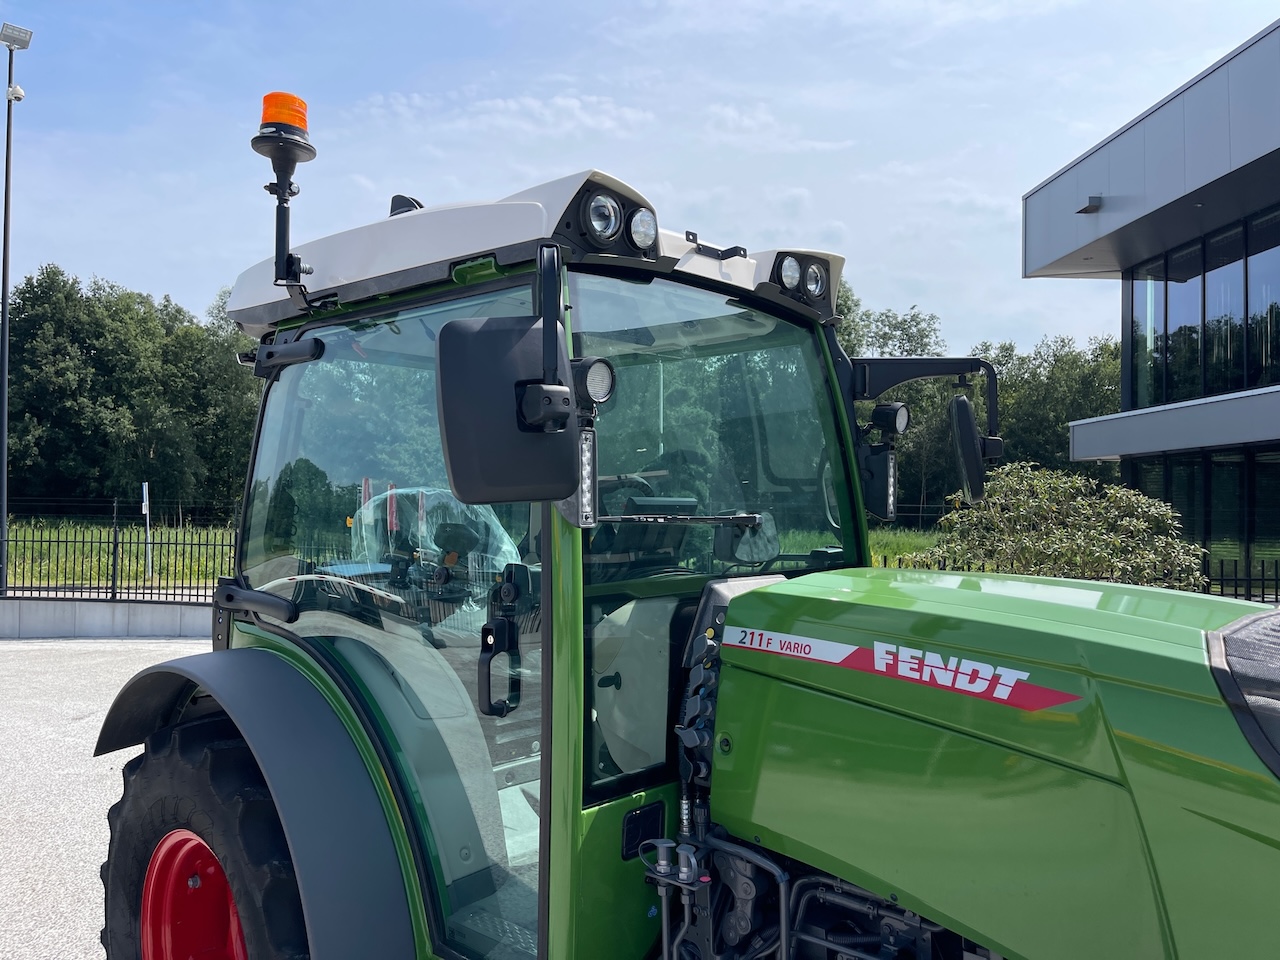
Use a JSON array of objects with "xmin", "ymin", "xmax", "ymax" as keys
[
  {"xmin": 711, "ymin": 570, "xmax": 1280, "ymax": 960},
  {"xmin": 720, "ymin": 567, "xmax": 1267, "ymax": 779}
]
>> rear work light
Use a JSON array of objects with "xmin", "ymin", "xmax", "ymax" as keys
[{"xmin": 1209, "ymin": 608, "xmax": 1280, "ymax": 778}]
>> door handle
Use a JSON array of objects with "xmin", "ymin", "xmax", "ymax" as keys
[{"xmin": 478, "ymin": 618, "xmax": 522, "ymax": 717}]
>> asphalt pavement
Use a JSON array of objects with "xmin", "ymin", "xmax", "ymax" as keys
[{"xmin": 0, "ymin": 638, "xmax": 206, "ymax": 960}]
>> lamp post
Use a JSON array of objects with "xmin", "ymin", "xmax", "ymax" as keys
[{"xmin": 0, "ymin": 21, "xmax": 30, "ymax": 597}]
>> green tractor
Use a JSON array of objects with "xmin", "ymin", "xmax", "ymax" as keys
[{"xmin": 97, "ymin": 93, "xmax": 1280, "ymax": 960}]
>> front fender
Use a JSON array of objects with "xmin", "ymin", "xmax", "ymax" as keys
[{"xmin": 95, "ymin": 647, "xmax": 416, "ymax": 960}]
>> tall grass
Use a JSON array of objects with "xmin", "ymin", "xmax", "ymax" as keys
[{"xmin": 869, "ymin": 527, "xmax": 938, "ymax": 566}]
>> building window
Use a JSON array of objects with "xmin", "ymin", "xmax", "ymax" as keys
[
  {"xmin": 1209, "ymin": 451, "xmax": 1246, "ymax": 575},
  {"xmin": 1134, "ymin": 455, "xmax": 1165, "ymax": 500},
  {"xmin": 1168, "ymin": 453, "xmax": 1204, "ymax": 554},
  {"xmin": 1256, "ymin": 450, "xmax": 1280, "ymax": 570},
  {"xmin": 1247, "ymin": 208, "xmax": 1280, "ymax": 389},
  {"xmin": 1130, "ymin": 258, "xmax": 1164, "ymax": 408},
  {"xmin": 1165, "ymin": 242, "xmax": 1203, "ymax": 402},
  {"xmin": 1205, "ymin": 226, "xmax": 1245, "ymax": 395}
]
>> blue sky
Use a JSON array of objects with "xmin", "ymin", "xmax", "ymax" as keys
[{"xmin": 3, "ymin": 1, "xmax": 1277, "ymax": 349}]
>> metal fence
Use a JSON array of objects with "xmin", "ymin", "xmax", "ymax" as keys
[
  {"xmin": 4, "ymin": 524, "xmax": 237, "ymax": 601},
  {"xmin": 3, "ymin": 522, "xmax": 1276, "ymax": 605},
  {"xmin": 878, "ymin": 555, "xmax": 1280, "ymax": 603},
  {"xmin": 1206, "ymin": 558, "xmax": 1280, "ymax": 603}
]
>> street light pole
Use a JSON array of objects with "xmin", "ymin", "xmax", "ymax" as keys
[{"xmin": 0, "ymin": 21, "xmax": 31, "ymax": 597}]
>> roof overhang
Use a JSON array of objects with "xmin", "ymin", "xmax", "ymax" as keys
[
  {"xmin": 1024, "ymin": 17, "xmax": 1280, "ymax": 279},
  {"xmin": 1070, "ymin": 386, "xmax": 1280, "ymax": 461}
]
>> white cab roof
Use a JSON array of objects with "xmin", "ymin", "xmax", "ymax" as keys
[{"xmin": 228, "ymin": 169, "xmax": 844, "ymax": 335}]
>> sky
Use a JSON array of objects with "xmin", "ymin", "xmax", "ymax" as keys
[{"xmin": 1, "ymin": 0, "xmax": 1277, "ymax": 350}]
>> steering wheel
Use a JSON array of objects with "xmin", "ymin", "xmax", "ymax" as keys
[{"xmin": 596, "ymin": 474, "xmax": 655, "ymax": 517}]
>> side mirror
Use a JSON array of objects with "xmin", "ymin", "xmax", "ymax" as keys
[
  {"xmin": 948, "ymin": 394, "xmax": 987, "ymax": 504},
  {"xmin": 436, "ymin": 246, "xmax": 580, "ymax": 504}
]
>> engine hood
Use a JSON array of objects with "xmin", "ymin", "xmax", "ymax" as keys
[{"xmin": 720, "ymin": 567, "xmax": 1267, "ymax": 779}]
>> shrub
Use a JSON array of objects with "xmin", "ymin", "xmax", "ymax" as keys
[{"xmin": 904, "ymin": 462, "xmax": 1206, "ymax": 591}]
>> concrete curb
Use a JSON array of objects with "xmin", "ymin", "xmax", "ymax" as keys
[{"xmin": 0, "ymin": 598, "xmax": 210, "ymax": 639}]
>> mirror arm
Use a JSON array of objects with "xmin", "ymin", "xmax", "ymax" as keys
[
  {"xmin": 539, "ymin": 244, "xmax": 562, "ymax": 386},
  {"xmin": 850, "ymin": 355, "xmax": 1001, "ymax": 439}
]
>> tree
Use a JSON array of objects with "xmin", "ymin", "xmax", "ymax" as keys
[
  {"xmin": 8, "ymin": 268, "xmax": 260, "ymax": 520},
  {"xmin": 907, "ymin": 462, "xmax": 1205, "ymax": 591},
  {"xmin": 975, "ymin": 335, "xmax": 1121, "ymax": 482}
]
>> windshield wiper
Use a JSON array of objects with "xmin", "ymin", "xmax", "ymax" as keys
[{"xmin": 596, "ymin": 513, "xmax": 762, "ymax": 527}]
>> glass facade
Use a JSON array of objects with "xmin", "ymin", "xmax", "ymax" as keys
[
  {"xmin": 1124, "ymin": 449, "xmax": 1279, "ymax": 591},
  {"xmin": 1130, "ymin": 259, "xmax": 1164, "ymax": 407},
  {"xmin": 1126, "ymin": 203, "xmax": 1280, "ymax": 407},
  {"xmin": 1205, "ymin": 227, "xmax": 1245, "ymax": 395},
  {"xmin": 1248, "ymin": 208, "xmax": 1280, "ymax": 389},
  {"xmin": 1118, "ymin": 207, "xmax": 1280, "ymax": 596},
  {"xmin": 1164, "ymin": 242, "xmax": 1203, "ymax": 403}
]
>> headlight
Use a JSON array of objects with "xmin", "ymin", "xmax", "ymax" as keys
[
  {"xmin": 779, "ymin": 256, "xmax": 801, "ymax": 290},
  {"xmin": 804, "ymin": 262, "xmax": 827, "ymax": 299},
  {"xmin": 573, "ymin": 356, "xmax": 616, "ymax": 404},
  {"xmin": 629, "ymin": 208, "xmax": 658, "ymax": 250},
  {"xmin": 587, "ymin": 193, "xmax": 623, "ymax": 242},
  {"xmin": 871, "ymin": 402, "xmax": 910, "ymax": 435}
]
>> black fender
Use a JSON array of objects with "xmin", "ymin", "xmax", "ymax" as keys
[{"xmin": 95, "ymin": 647, "xmax": 416, "ymax": 960}]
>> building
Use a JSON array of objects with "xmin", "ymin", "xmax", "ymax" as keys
[{"xmin": 1023, "ymin": 19, "xmax": 1280, "ymax": 593}]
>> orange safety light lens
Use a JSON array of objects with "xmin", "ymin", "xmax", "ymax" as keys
[{"xmin": 261, "ymin": 92, "xmax": 308, "ymax": 132}]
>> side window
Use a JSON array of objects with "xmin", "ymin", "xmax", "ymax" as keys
[{"xmin": 584, "ymin": 595, "xmax": 688, "ymax": 803}]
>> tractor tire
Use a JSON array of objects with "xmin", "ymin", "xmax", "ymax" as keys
[{"xmin": 101, "ymin": 714, "xmax": 309, "ymax": 960}]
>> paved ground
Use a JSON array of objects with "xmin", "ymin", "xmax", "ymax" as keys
[{"xmin": 0, "ymin": 639, "xmax": 206, "ymax": 960}]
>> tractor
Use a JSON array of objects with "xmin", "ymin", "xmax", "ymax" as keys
[{"xmin": 96, "ymin": 92, "xmax": 1280, "ymax": 960}]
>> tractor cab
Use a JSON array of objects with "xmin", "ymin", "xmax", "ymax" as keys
[{"xmin": 97, "ymin": 93, "xmax": 1007, "ymax": 960}]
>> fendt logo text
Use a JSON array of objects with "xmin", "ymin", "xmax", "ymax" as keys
[{"xmin": 731, "ymin": 628, "xmax": 1082, "ymax": 712}]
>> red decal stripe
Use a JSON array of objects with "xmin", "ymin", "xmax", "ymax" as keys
[{"xmin": 740, "ymin": 637, "xmax": 1081, "ymax": 712}]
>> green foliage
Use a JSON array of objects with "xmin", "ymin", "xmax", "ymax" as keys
[
  {"xmin": 972, "ymin": 335, "xmax": 1121, "ymax": 482},
  {"xmin": 869, "ymin": 527, "xmax": 938, "ymax": 564},
  {"xmin": 8, "ymin": 268, "xmax": 259, "ymax": 514},
  {"xmin": 906, "ymin": 463, "xmax": 1206, "ymax": 591}
]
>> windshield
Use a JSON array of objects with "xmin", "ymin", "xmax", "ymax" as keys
[
  {"xmin": 570, "ymin": 272, "xmax": 854, "ymax": 801},
  {"xmin": 572, "ymin": 272, "xmax": 851, "ymax": 584}
]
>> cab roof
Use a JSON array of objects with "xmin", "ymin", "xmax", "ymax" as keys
[{"xmin": 227, "ymin": 169, "xmax": 845, "ymax": 340}]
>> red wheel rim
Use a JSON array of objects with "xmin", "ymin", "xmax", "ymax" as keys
[{"xmin": 141, "ymin": 829, "xmax": 248, "ymax": 960}]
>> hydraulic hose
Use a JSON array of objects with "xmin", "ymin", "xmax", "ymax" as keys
[
  {"xmin": 670, "ymin": 892, "xmax": 693, "ymax": 956},
  {"xmin": 659, "ymin": 885, "xmax": 672, "ymax": 960}
]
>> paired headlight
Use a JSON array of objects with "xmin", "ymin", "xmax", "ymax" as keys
[
  {"xmin": 773, "ymin": 253, "xmax": 831, "ymax": 307},
  {"xmin": 583, "ymin": 190, "xmax": 658, "ymax": 253},
  {"xmin": 804, "ymin": 262, "xmax": 827, "ymax": 298},
  {"xmin": 779, "ymin": 256, "xmax": 802, "ymax": 290}
]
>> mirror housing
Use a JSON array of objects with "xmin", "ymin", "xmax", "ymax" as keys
[
  {"xmin": 437, "ymin": 316, "xmax": 579, "ymax": 503},
  {"xmin": 949, "ymin": 394, "xmax": 987, "ymax": 503},
  {"xmin": 436, "ymin": 244, "xmax": 583, "ymax": 505}
]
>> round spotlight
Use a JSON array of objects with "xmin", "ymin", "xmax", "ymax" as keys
[
  {"xmin": 586, "ymin": 193, "xmax": 623, "ymax": 243},
  {"xmin": 871, "ymin": 401, "xmax": 911, "ymax": 435},
  {"xmin": 779, "ymin": 256, "xmax": 801, "ymax": 290},
  {"xmin": 574, "ymin": 357, "xmax": 616, "ymax": 404},
  {"xmin": 804, "ymin": 262, "xmax": 827, "ymax": 299},
  {"xmin": 629, "ymin": 208, "xmax": 658, "ymax": 250}
]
